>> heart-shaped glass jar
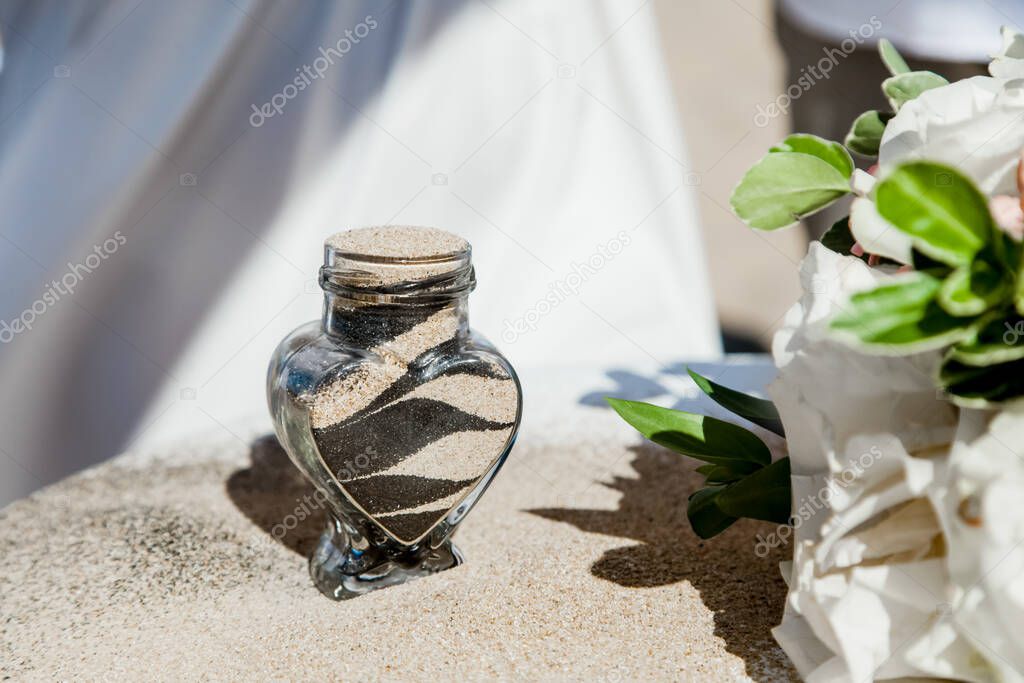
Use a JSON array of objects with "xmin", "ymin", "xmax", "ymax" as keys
[{"xmin": 267, "ymin": 226, "xmax": 521, "ymax": 599}]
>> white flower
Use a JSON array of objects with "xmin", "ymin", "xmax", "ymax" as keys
[
  {"xmin": 932, "ymin": 409, "xmax": 1024, "ymax": 682},
  {"xmin": 879, "ymin": 66, "xmax": 1024, "ymax": 197},
  {"xmin": 767, "ymin": 244, "xmax": 1024, "ymax": 682},
  {"xmin": 848, "ymin": 196, "xmax": 913, "ymax": 265},
  {"xmin": 990, "ymin": 26, "xmax": 1024, "ymax": 80},
  {"xmin": 848, "ymin": 29, "xmax": 1024, "ymax": 265}
]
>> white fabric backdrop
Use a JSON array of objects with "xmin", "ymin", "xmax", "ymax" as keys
[{"xmin": 0, "ymin": 0, "xmax": 719, "ymax": 506}]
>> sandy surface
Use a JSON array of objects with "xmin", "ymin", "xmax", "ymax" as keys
[{"xmin": 0, "ymin": 361, "xmax": 795, "ymax": 682}]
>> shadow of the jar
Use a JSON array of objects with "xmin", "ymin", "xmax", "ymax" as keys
[
  {"xmin": 225, "ymin": 434, "xmax": 324, "ymax": 557},
  {"xmin": 528, "ymin": 443, "xmax": 795, "ymax": 681}
]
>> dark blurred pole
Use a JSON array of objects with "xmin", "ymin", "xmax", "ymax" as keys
[{"xmin": 773, "ymin": 4, "xmax": 987, "ymax": 241}]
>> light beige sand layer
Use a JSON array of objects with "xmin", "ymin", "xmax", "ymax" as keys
[
  {"xmin": 0, "ymin": 403, "xmax": 795, "ymax": 681},
  {"xmin": 309, "ymin": 363, "xmax": 403, "ymax": 428},
  {"xmin": 371, "ymin": 429, "xmax": 514, "ymax": 482},
  {"xmin": 402, "ymin": 374, "xmax": 518, "ymax": 423},
  {"xmin": 309, "ymin": 308, "xmax": 462, "ymax": 429},
  {"xmin": 374, "ymin": 307, "xmax": 460, "ymax": 363}
]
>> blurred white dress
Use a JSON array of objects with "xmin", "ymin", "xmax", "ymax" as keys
[{"xmin": 0, "ymin": 0, "xmax": 719, "ymax": 505}]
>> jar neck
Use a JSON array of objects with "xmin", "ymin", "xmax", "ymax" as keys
[
  {"xmin": 318, "ymin": 232, "xmax": 475, "ymax": 359},
  {"xmin": 322, "ymin": 293, "xmax": 470, "ymax": 360}
]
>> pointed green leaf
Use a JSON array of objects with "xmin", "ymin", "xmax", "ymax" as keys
[
  {"xmin": 845, "ymin": 110, "xmax": 894, "ymax": 156},
  {"xmin": 731, "ymin": 152, "xmax": 852, "ymax": 230},
  {"xmin": 830, "ymin": 272, "xmax": 978, "ymax": 353},
  {"xmin": 878, "ymin": 38, "xmax": 911, "ymax": 76},
  {"xmin": 606, "ymin": 398, "xmax": 770, "ymax": 467},
  {"xmin": 770, "ymin": 134, "xmax": 854, "ymax": 178},
  {"xmin": 687, "ymin": 487, "xmax": 738, "ymax": 539},
  {"xmin": 875, "ymin": 162, "xmax": 992, "ymax": 267},
  {"xmin": 882, "ymin": 71, "xmax": 948, "ymax": 110},
  {"xmin": 715, "ymin": 457, "xmax": 792, "ymax": 524},
  {"xmin": 687, "ymin": 368, "xmax": 784, "ymax": 437},
  {"xmin": 937, "ymin": 260, "xmax": 1011, "ymax": 316},
  {"xmin": 695, "ymin": 464, "xmax": 743, "ymax": 485}
]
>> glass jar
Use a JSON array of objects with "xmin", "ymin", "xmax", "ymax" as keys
[{"xmin": 267, "ymin": 226, "xmax": 522, "ymax": 599}]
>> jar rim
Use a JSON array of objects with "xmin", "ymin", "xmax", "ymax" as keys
[{"xmin": 320, "ymin": 226, "xmax": 475, "ymax": 304}]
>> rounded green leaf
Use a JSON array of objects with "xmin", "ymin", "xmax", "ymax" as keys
[
  {"xmin": 882, "ymin": 71, "xmax": 948, "ymax": 110},
  {"xmin": 830, "ymin": 272, "xmax": 979, "ymax": 353},
  {"xmin": 730, "ymin": 152, "xmax": 851, "ymax": 230},
  {"xmin": 937, "ymin": 260, "xmax": 1011, "ymax": 317},
  {"xmin": 947, "ymin": 314, "xmax": 1024, "ymax": 366},
  {"xmin": 845, "ymin": 110, "xmax": 894, "ymax": 156},
  {"xmin": 939, "ymin": 356, "xmax": 1024, "ymax": 407},
  {"xmin": 875, "ymin": 162, "xmax": 993, "ymax": 267},
  {"xmin": 770, "ymin": 134, "xmax": 854, "ymax": 178}
]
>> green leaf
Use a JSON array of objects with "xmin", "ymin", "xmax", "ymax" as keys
[
  {"xmin": 947, "ymin": 314, "xmax": 1024, "ymax": 366},
  {"xmin": 939, "ymin": 356, "xmax": 1024, "ymax": 407},
  {"xmin": 878, "ymin": 38, "xmax": 911, "ymax": 76},
  {"xmin": 830, "ymin": 272, "xmax": 978, "ymax": 353},
  {"xmin": 937, "ymin": 260, "xmax": 1011, "ymax": 316},
  {"xmin": 730, "ymin": 152, "xmax": 852, "ymax": 230},
  {"xmin": 687, "ymin": 367, "xmax": 784, "ymax": 437},
  {"xmin": 875, "ymin": 162, "xmax": 992, "ymax": 267},
  {"xmin": 770, "ymin": 134, "xmax": 854, "ymax": 178},
  {"xmin": 606, "ymin": 398, "xmax": 771, "ymax": 467},
  {"xmin": 911, "ymin": 248, "xmax": 953, "ymax": 277},
  {"xmin": 821, "ymin": 216, "xmax": 858, "ymax": 257},
  {"xmin": 687, "ymin": 487, "xmax": 738, "ymax": 539},
  {"xmin": 695, "ymin": 464, "xmax": 742, "ymax": 484},
  {"xmin": 882, "ymin": 71, "xmax": 948, "ymax": 110},
  {"xmin": 822, "ymin": 216, "xmax": 901, "ymax": 265},
  {"xmin": 1015, "ymin": 247, "xmax": 1024, "ymax": 317},
  {"xmin": 845, "ymin": 110, "xmax": 894, "ymax": 156},
  {"xmin": 715, "ymin": 457, "xmax": 792, "ymax": 525}
]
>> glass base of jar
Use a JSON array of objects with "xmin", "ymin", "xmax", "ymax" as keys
[{"xmin": 308, "ymin": 516, "xmax": 463, "ymax": 600}]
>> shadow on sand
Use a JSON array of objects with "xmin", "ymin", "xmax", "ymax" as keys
[
  {"xmin": 529, "ymin": 443, "xmax": 794, "ymax": 680},
  {"xmin": 225, "ymin": 434, "xmax": 324, "ymax": 557}
]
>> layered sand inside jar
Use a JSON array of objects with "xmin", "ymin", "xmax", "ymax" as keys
[{"xmin": 309, "ymin": 226, "xmax": 518, "ymax": 542}]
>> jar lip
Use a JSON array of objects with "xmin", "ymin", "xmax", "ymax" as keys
[
  {"xmin": 320, "ymin": 226, "xmax": 475, "ymax": 303},
  {"xmin": 319, "ymin": 262, "xmax": 476, "ymax": 304}
]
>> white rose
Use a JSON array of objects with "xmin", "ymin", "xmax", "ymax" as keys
[
  {"xmin": 850, "ymin": 30, "xmax": 1024, "ymax": 265},
  {"xmin": 879, "ymin": 76, "xmax": 1024, "ymax": 198},
  {"xmin": 769, "ymin": 244, "xmax": 990, "ymax": 682},
  {"xmin": 932, "ymin": 409, "xmax": 1024, "ymax": 682}
]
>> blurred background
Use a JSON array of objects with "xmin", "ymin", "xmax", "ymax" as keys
[{"xmin": 0, "ymin": 0, "xmax": 1015, "ymax": 506}]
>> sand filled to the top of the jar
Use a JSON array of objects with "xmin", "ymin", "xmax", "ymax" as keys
[{"xmin": 326, "ymin": 226, "xmax": 469, "ymax": 261}]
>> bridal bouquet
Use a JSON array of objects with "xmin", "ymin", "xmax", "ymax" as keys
[{"xmin": 611, "ymin": 30, "xmax": 1024, "ymax": 682}]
